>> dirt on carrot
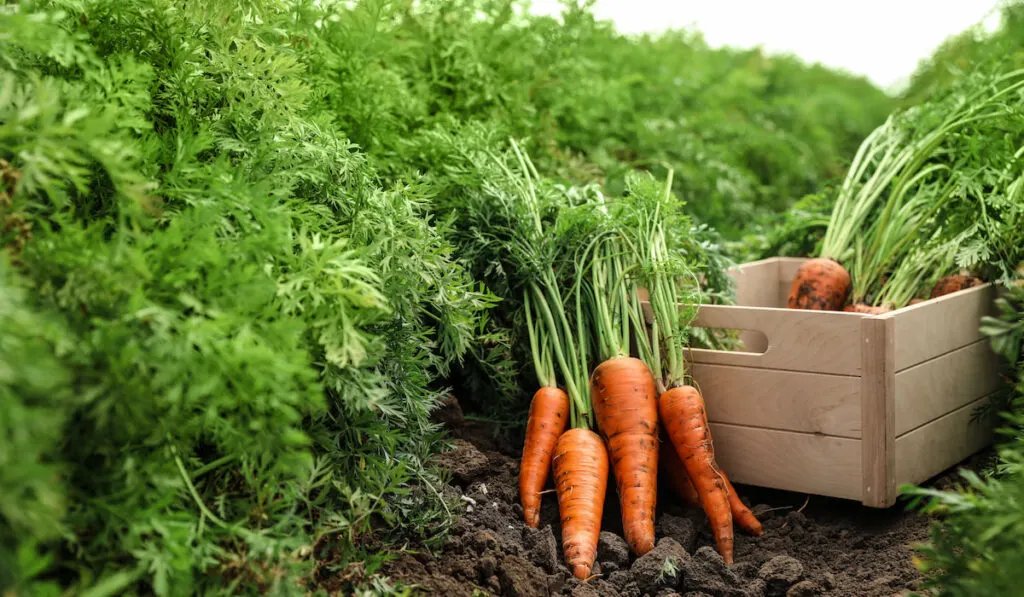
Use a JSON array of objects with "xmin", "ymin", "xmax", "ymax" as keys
[
  {"xmin": 787, "ymin": 258, "xmax": 852, "ymax": 311},
  {"xmin": 369, "ymin": 397, "xmax": 972, "ymax": 597},
  {"xmin": 930, "ymin": 273, "xmax": 984, "ymax": 298}
]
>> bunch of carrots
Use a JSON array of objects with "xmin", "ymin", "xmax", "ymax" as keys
[
  {"xmin": 500, "ymin": 146, "xmax": 761, "ymax": 579},
  {"xmin": 789, "ymin": 71, "xmax": 1024, "ymax": 313}
]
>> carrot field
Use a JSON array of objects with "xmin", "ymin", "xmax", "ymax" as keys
[{"xmin": 2, "ymin": 2, "xmax": 1024, "ymax": 596}]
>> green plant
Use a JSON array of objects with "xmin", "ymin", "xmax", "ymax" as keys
[
  {"xmin": 904, "ymin": 279, "xmax": 1024, "ymax": 596},
  {"xmin": 0, "ymin": 1, "xmax": 490, "ymax": 594}
]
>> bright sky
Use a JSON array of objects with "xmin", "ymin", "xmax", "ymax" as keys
[{"xmin": 529, "ymin": 0, "xmax": 1005, "ymax": 92}]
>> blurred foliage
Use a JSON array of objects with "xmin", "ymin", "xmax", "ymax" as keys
[
  {"xmin": 901, "ymin": 1, "xmax": 1024, "ymax": 105},
  {"xmin": 313, "ymin": 0, "xmax": 893, "ymax": 239}
]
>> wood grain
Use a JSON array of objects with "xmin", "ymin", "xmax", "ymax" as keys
[
  {"xmin": 691, "ymin": 362, "xmax": 861, "ymax": 438},
  {"xmin": 709, "ymin": 423, "xmax": 862, "ymax": 501},
  {"xmin": 733, "ymin": 258, "xmax": 780, "ymax": 308},
  {"xmin": 894, "ymin": 395, "xmax": 994, "ymax": 488},
  {"xmin": 776, "ymin": 257, "xmax": 808, "ymax": 306},
  {"xmin": 894, "ymin": 339, "xmax": 1003, "ymax": 436},
  {"xmin": 860, "ymin": 316, "xmax": 896, "ymax": 508},
  {"xmin": 890, "ymin": 284, "xmax": 996, "ymax": 371},
  {"xmin": 689, "ymin": 304, "xmax": 864, "ymax": 375}
]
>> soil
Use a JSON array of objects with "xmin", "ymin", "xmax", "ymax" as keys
[{"xmin": 377, "ymin": 396, "xmax": 983, "ymax": 597}]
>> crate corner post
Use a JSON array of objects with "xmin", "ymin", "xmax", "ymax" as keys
[{"xmin": 860, "ymin": 315, "xmax": 896, "ymax": 508}]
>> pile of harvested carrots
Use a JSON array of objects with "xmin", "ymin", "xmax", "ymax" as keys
[
  {"xmin": 787, "ymin": 257, "xmax": 982, "ymax": 314},
  {"xmin": 500, "ymin": 145, "xmax": 761, "ymax": 579}
]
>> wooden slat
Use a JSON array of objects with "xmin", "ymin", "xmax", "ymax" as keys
[
  {"xmin": 710, "ymin": 423, "xmax": 862, "ymax": 501},
  {"xmin": 691, "ymin": 363, "xmax": 861, "ymax": 438},
  {"xmin": 689, "ymin": 305, "xmax": 864, "ymax": 375},
  {"xmin": 889, "ymin": 284, "xmax": 996, "ymax": 371},
  {"xmin": 860, "ymin": 317, "xmax": 896, "ymax": 507},
  {"xmin": 732, "ymin": 258, "xmax": 780, "ymax": 308},
  {"xmin": 894, "ymin": 395, "xmax": 994, "ymax": 488},
  {"xmin": 895, "ymin": 339, "xmax": 1003, "ymax": 436}
]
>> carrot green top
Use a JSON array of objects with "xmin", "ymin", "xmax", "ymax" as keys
[
  {"xmin": 821, "ymin": 70, "xmax": 1024, "ymax": 305},
  {"xmin": 619, "ymin": 171, "xmax": 700, "ymax": 393},
  {"xmin": 497, "ymin": 141, "xmax": 592, "ymax": 429}
]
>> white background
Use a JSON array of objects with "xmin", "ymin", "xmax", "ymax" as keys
[{"xmin": 528, "ymin": 0, "xmax": 1004, "ymax": 92}]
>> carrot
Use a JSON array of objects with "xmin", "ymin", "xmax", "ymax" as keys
[
  {"xmin": 843, "ymin": 303, "xmax": 891, "ymax": 314},
  {"xmin": 552, "ymin": 428, "xmax": 609, "ymax": 580},
  {"xmin": 662, "ymin": 439, "xmax": 762, "ymax": 536},
  {"xmin": 786, "ymin": 257, "xmax": 851, "ymax": 311},
  {"xmin": 721, "ymin": 472, "xmax": 762, "ymax": 536},
  {"xmin": 659, "ymin": 384, "xmax": 734, "ymax": 564},
  {"xmin": 520, "ymin": 387, "xmax": 570, "ymax": 528},
  {"xmin": 660, "ymin": 436, "xmax": 701, "ymax": 508},
  {"xmin": 930, "ymin": 273, "xmax": 983, "ymax": 298},
  {"xmin": 591, "ymin": 356, "xmax": 660, "ymax": 556}
]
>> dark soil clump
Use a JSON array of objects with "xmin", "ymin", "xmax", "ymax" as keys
[{"xmin": 379, "ymin": 398, "xmax": 978, "ymax": 596}]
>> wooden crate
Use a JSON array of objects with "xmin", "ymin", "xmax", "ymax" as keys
[{"xmin": 678, "ymin": 257, "xmax": 1001, "ymax": 507}]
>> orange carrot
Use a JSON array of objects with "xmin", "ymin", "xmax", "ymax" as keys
[
  {"xmin": 930, "ymin": 273, "xmax": 983, "ymax": 298},
  {"xmin": 552, "ymin": 428, "xmax": 609, "ymax": 580},
  {"xmin": 590, "ymin": 356, "xmax": 659, "ymax": 556},
  {"xmin": 520, "ymin": 387, "xmax": 570, "ymax": 528},
  {"xmin": 659, "ymin": 384, "xmax": 734, "ymax": 563},
  {"xmin": 660, "ymin": 437, "xmax": 701, "ymax": 508},
  {"xmin": 662, "ymin": 428, "xmax": 762, "ymax": 537},
  {"xmin": 787, "ymin": 258, "xmax": 851, "ymax": 311},
  {"xmin": 843, "ymin": 303, "xmax": 891, "ymax": 314},
  {"xmin": 721, "ymin": 472, "xmax": 762, "ymax": 536}
]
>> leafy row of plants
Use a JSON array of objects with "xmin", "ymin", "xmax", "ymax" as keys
[
  {"xmin": 0, "ymin": 0, "xmax": 896, "ymax": 595},
  {"xmin": 1, "ymin": 2, "xmax": 492, "ymax": 594}
]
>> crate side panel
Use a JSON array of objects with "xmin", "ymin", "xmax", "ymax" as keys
[
  {"xmin": 692, "ymin": 363, "xmax": 861, "ymax": 438},
  {"xmin": 690, "ymin": 305, "xmax": 864, "ymax": 375},
  {"xmin": 777, "ymin": 257, "xmax": 809, "ymax": 280},
  {"xmin": 895, "ymin": 339, "xmax": 1003, "ymax": 436},
  {"xmin": 733, "ymin": 258, "xmax": 781, "ymax": 308},
  {"xmin": 894, "ymin": 395, "xmax": 994, "ymax": 488},
  {"xmin": 776, "ymin": 258, "xmax": 808, "ymax": 307},
  {"xmin": 891, "ymin": 285, "xmax": 996, "ymax": 371},
  {"xmin": 709, "ymin": 423, "xmax": 862, "ymax": 500}
]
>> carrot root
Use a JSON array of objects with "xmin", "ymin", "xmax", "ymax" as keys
[
  {"xmin": 552, "ymin": 428, "xmax": 609, "ymax": 580},
  {"xmin": 660, "ymin": 437, "xmax": 701, "ymax": 508},
  {"xmin": 520, "ymin": 387, "xmax": 570, "ymax": 528},
  {"xmin": 659, "ymin": 384, "xmax": 734, "ymax": 564},
  {"xmin": 930, "ymin": 273, "xmax": 983, "ymax": 299},
  {"xmin": 721, "ymin": 472, "xmax": 762, "ymax": 536},
  {"xmin": 787, "ymin": 257, "xmax": 851, "ymax": 311},
  {"xmin": 590, "ymin": 356, "xmax": 659, "ymax": 556},
  {"xmin": 843, "ymin": 303, "xmax": 891, "ymax": 314}
]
